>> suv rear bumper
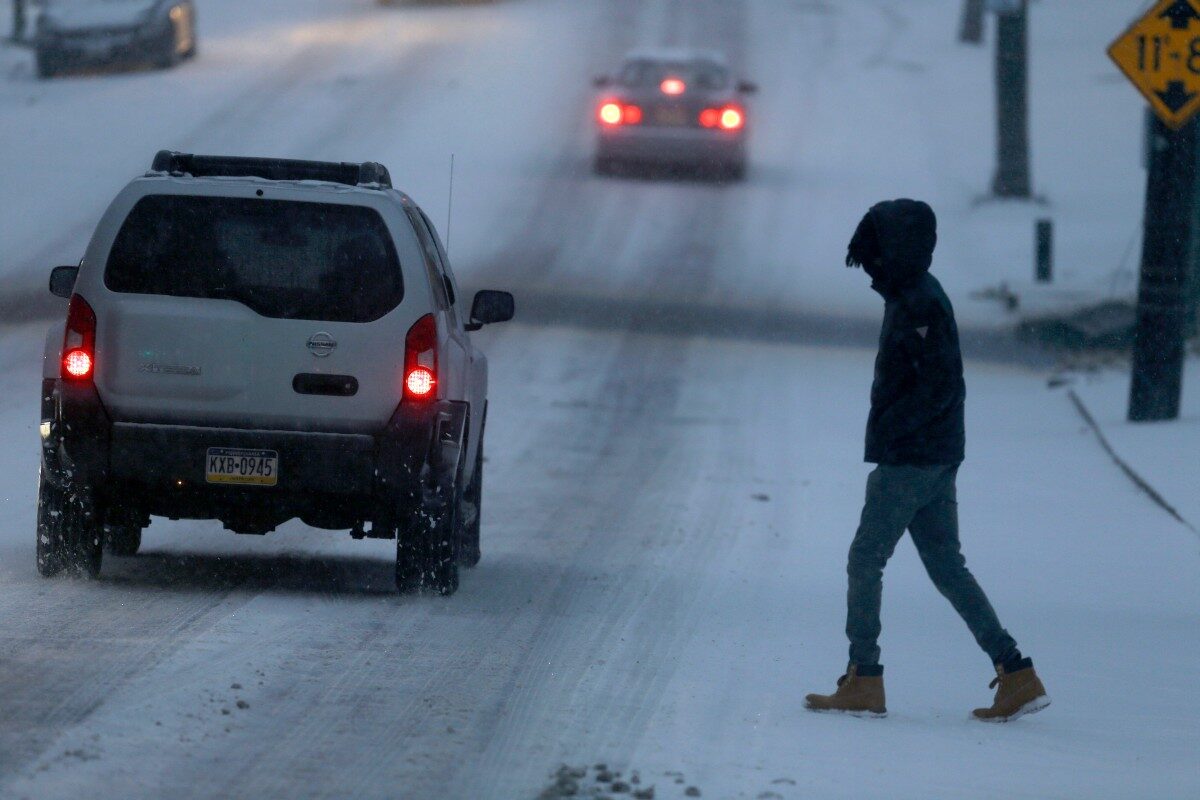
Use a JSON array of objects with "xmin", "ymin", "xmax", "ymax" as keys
[
  {"xmin": 42, "ymin": 379, "xmax": 467, "ymax": 534},
  {"xmin": 111, "ymin": 423, "xmax": 378, "ymax": 495}
]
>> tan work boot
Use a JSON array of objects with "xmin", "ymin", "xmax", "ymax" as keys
[
  {"xmin": 805, "ymin": 665, "xmax": 886, "ymax": 717},
  {"xmin": 972, "ymin": 658, "xmax": 1050, "ymax": 722}
]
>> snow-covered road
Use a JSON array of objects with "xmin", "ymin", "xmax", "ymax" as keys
[{"xmin": 1, "ymin": 1, "xmax": 1197, "ymax": 798}]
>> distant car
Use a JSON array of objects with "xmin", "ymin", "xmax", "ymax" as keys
[
  {"xmin": 38, "ymin": 151, "xmax": 514, "ymax": 595},
  {"xmin": 34, "ymin": 0, "xmax": 197, "ymax": 79},
  {"xmin": 592, "ymin": 49, "xmax": 756, "ymax": 179}
]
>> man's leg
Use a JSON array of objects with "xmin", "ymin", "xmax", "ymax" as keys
[
  {"xmin": 846, "ymin": 465, "xmax": 932, "ymax": 667},
  {"xmin": 907, "ymin": 466, "xmax": 1019, "ymax": 664}
]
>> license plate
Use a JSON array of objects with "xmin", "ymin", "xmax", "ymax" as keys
[
  {"xmin": 80, "ymin": 35, "xmax": 126, "ymax": 55},
  {"xmin": 206, "ymin": 448, "xmax": 278, "ymax": 487},
  {"xmin": 655, "ymin": 107, "xmax": 688, "ymax": 126}
]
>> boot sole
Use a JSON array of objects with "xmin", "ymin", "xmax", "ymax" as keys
[
  {"xmin": 973, "ymin": 694, "xmax": 1051, "ymax": 723},
  {"xmin": 805, "ymin": 705, "xmax": 887, "ymax": 719}
]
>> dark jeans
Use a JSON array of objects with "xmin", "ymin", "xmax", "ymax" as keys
[{"xmin": 846, "ymin": 464, "xmax": 1018, "ymax": 667}]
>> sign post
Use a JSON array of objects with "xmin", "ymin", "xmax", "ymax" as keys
[
  {"xmin": 1109, "ymin": 0, "xmax": 1200, "ymax": 421},
  {"xmin": 991, "ymin": 0, "xmax": 1031, "ymax": 198}
]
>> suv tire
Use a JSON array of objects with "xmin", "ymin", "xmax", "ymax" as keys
[
  {"xmin": 36, "ymin": 470, "xmax": 103, "ymax": 578},
  {"xmin": 396, "ymin": 481, "xmax": 460, "ymax": 596},
  {"xmin": 105, "ymin": 523, "xmax": 143, "ymax": 557}
]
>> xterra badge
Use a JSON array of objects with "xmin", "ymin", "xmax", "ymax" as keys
[{"xmin": 138, "ymin": 363, "xmax": 201, "ymax": 376}]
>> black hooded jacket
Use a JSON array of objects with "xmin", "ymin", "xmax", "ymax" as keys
[{"xmin": 849, "ymin": 200, "xmax": 965, "ymax": 465}]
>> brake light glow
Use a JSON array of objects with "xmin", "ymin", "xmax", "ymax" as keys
[
  {"xmin": 61, "ymin": 294, "xmax": 97, "ymax": 382},
  {"xmin": 699, "ymin": 105, "xmax": 746, "ymax": 131},
  {"xmin": 660, "ymin": 77, "xmax": 686, "ymax": 95},
  {"xmin": 404, "ymin": 314, "xmax": 438, "ymax": 400},
  {"xmin": 599, "ymin": 102, "xmax": 623, "ymax": 125},
  {"xmin": 720, "ymin": 107, "xmax": 745, "ymax": 130},
  {"xmin": 64, "ymin": 350, "xmax": 93, "ymax": 379},
  {"xmin": 598, "ymin": 101, "xmax": 643, "ymax": 126},
  {"xmin": 405, "ymin": 367, "xmax": 435, "ymax": 398}
]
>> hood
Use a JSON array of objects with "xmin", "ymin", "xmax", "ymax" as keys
[
  {"xmin": 41, "ymin": 0, "xmax": 159, "ymax": 32},
  {"xmin": 861, "ymin": 199, "xmax": 937, "ymax": 295}
]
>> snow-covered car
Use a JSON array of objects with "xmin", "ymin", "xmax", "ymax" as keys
[
  {"xmin": 34, "ymin": 0, "xmax": 197, "ymax": 78},
  {"xmin": 592, "ymin": 49, "xmax": 756, "ymax": 179},
  {"xmin": 37, "ymin": 151, "xmax": 514, "ymax": 595}
]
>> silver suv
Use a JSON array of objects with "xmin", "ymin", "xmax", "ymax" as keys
[{"xmin": 38, "ymin": 151, "xmax": 513, "ymax": 595}]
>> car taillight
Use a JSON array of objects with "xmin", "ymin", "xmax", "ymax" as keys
[
  {"xmin": 598, "ymin": 101, "xmax": 643, "ymax": 126},
  {"xmin": 720, "ymin": 107, "xmax": 745, "ymax": 130},
  {"xmin": 404, "ymin": 313, "xmax": 437, "ymax": 400},
  {"xmin": 599, "ymin": 102, "xmax": 623, "ymax": 125},
  {"xmin": 62, "ymin": 294, "xmax": 96, "ymax": 382},
  {"xmin": 699, "ymin": 105, "xmax": 746, "ymax": 131}
]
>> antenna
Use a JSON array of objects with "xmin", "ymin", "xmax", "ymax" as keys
[{"xmin": 445, "ymin": 154, "xmax": 456, "ymax": 256}]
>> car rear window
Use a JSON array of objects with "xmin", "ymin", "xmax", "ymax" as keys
[
  {"xmin": 619, "ymin": 60, "xmax": 730, "ymax": 90},
  {"xmin": 105, "ymin": 195, "xmax": 404, "ymax": 323}
]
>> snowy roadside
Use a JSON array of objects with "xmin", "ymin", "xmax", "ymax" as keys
[
  {"xmin": 1062, "ymin": 354, "xmax": 1200, "ymax": 532},
  {"xmin": 2, "ymin": 317, "xmax": 1198, "ymax": 799}
]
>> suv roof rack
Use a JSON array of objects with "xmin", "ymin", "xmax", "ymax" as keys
[{"xmin": 149, "ymin": 151, "xmax": 392, "ymax": 189}]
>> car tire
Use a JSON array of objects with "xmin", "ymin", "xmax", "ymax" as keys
[
  {"xmin": 105, "ymin": 523, "xmax": 142, "ymax": 557},
  {"xmin": 154, "ymin": 23, "xmax": 180, "ymax": 69},
  {"xmin": 35, "ymin": 47, "xmax": 59, "ymax": 80},
  {"xmin": 723, "ymin": 161, "xmax": 747, "ymax": 182},
  {"xmin": 593, "ymin": 156, "xmax": 617, "ymax": 176},
  {"xmin": 458, "ymin": 433, "xmax": 483, "ymax": 568},
  {"xmin": 36, "ymin": 469, "xmax": 103, "ymax": 578},
  {"xmin": 395, "ymin": 480, "xmax": 460, "ymax": 596}
]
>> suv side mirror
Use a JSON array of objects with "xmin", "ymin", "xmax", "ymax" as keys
[
  {"xmin": 49, "ymin": 266, "xmax": 79, "ymax": 299},
  {"xmin": 736, "ymin": 80, "xmax": 758, "ymax": 94},
  {"xmin": 465, "ymin": 290, "xmax": 514, "ymax": 331},
  {"xmin": 593, "ymin": 75, "xmax": 611, "ymax": 88}
]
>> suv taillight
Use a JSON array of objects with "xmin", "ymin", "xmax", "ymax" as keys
[
  {"xmin": 62, "ymin": 294, "xmax": 97, "ymax": 382},
  {"xmin": 404, "ymin": 314, "xmax": 437, "ymax": 400}
]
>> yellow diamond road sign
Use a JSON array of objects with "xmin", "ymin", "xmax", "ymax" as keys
[{"xmin": 1109, "ymin": 0, "xmax": 1200, "ymax": 129}]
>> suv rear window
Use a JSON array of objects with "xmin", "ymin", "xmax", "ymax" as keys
[{"xmin": 105, "ymin": 195, "xmax": 404, "ymax": 323}]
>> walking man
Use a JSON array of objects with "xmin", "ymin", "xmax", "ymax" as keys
[{"xmin": 804, "ymin": 199, "xmax": 1049, "ymax": 721}]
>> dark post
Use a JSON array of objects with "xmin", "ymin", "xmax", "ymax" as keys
[
  {"xmin": 991, "ymin": 0, "xmax": 1032, "ymax": 198},
  {"xmin": 12, "ymin": 0, "xmax": 27, "ymax": 42},
  {"xmin": 1190, "ymin": 120, "xmax": 1200, "ymax": 333},
  {"xmin": 1129, "ymin": 117, "xmax": 1195, "ymax": 422},
  {"xmin": 959, "ymin": 0, "xmax": 985, "ymax": 45},
  {"xmin": 1035, "ymin": 219, "xmax": 1052, "ymax": 283}
]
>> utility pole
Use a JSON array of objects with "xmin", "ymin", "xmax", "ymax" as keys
[
  {"xmin": 991, "ymin": 0, "xmax": 1031, "ymax": 198},
  {"xmin": 12, "ymin": 0, "xmax": 27, "ymax": 42},
  {"xmin": 1108, "ymin": 0, "xmax": 1200, "ymax": 422},
  {"xmin": 960, "ymin": 0, "xmax": 985, "ymax": 45},
  {"xmin": 1129, "ymin": 117, "xmax": 1195, "ymax": 421}
]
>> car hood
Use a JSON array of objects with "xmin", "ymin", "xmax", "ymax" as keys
[{"xmin": 41, "ymin": 1, "xmax": 160, "ymax": 32}]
